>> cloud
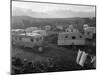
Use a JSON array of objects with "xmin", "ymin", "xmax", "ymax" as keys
[{"xmin": 12, "ymin": 1, "xmax": 95, "ymax": 18}]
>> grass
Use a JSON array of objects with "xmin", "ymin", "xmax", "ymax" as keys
[{"xmin": 12, "ymin": 40, "xmax": 78, "ymax": 68}]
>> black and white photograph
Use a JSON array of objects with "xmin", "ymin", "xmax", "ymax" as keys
[{"xmin": 11, "ymin": 0, "xmax": 96, "ymax": 75}]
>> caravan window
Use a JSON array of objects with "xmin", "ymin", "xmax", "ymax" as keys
[
  {"xmin": 80, "ymin": 35, "xmax": 82, "ymax": 38},
  {"xmin": 40, "ymin": 37, "xmax": 42, "ymax": 40},
  {"xmin": 72, "ymin": 36, "xmax": 76, "ymax": 39},
  {"xmin": 15, "ymin": 37, "xmax": 18, "ymax": 40},
  {"xmin": 19, "ymin": 37, "xmax": 21, "ymax": 40},
  {"xmin": 22, "ymin": 37, "xmax": 30, "ymax": 42},
  {"xmin": 65, "ymin": 36, "xmax": 68, "ymax": 38},
  {"xmin": 30, "ymin": 38, "xmax": 33, "ymax": 42},
  {"xmin": 87, "ymin": 32, "xmax": 90, "ymax": 35},
  {"xmin": 36, "ymin": 38, "xmax": 39, "ymax": 41}
]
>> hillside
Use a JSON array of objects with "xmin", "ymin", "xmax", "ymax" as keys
[{"xmin": 11, "ymin": 16, "xmax": 96, "ymax": 30}]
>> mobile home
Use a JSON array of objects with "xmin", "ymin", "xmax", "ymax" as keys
[
  {"xmin": 12, "ymin": 33, "xmax": 43, "ymax": 48},
  {"xmin": 58, "ymin": 32, "xmax": 85, "ymax": 45},
  {"xmin": 84, "ymin": 26, "xmax": 96, "ymax": 39},
  {"xmin": 25, "ymin": 27, "xmax": 39, "ymax": 33},
  {"xmin": 32, "ymin": 30, "xmax": 47, "ymax": 36},
  {"xmin": 11, "ymin": 29, "xmax": 25, "ymax": 35},
  {"xmin": 44, "ymin": 25, "xmax": 51, "ymax": 31}
]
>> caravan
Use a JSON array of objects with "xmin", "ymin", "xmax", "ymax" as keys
[
  {"xmin": 58, "ymin": 32, "xmax": 85, "ymax": 45},
  {"xmin": 12, "ymin": 33, "xmax": 44, "ymax": 49}
]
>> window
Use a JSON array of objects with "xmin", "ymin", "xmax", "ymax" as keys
[
  {"xmin": 39, "ymin": 37, "xmax": 41, "ymax": 40},
  {"xmin": 19, "ymin": 37, "xmax": 21, "ymax": 40},
  {"xmin": 66, "ymin": 30, "xmax": 68, "ymax": 32},
  {"xmin": 30, "ymin": 38, "xmax": 33, "ymax": 42},
  {"xmin": 65, "ymin": 36, "xmax": 68, "ymax": 38},
  {"xmin": 72, "ymin": 42, "xmax": 75, "ymax": 45},
  {"xmin": 93, "ymin": 34, "xmax": 96, "ymax": 39},
  {"xmin": 80, "ymin": 35, "xmax": 82, "ymax": 38},
  {"xmin": 36, "ymin": 38, "xmax": 39, "ymax": 41},
  {"xmin": 87, "ymin": 32, "xmax": 90, "ymax": 35},
  {"xmin": 72, "ymin": 36, "xmax": 76, "ymax": 39},
  {"xmin": 15, "ymin": 37, "xmax": 18, "ymax": 40}
]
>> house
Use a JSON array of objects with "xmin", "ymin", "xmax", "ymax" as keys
[
  {"xmin": 82, "ymin": 24, "xmax": 96, "ymax": 39},
  {"xmin": 83, "ymin": 24, "xmax": 96, "ymax": 34},
  {"xmin": 58, "ymin": 32, "xmax": 85, "ymax": 45},
  {"xmin": 65, "ymin": 25, "xmax": 79, "ymax": 33},
  {"xmin": 12, "ymin": 33, "xmax": 43, "ymax": 48},
  {"xmin": 65, "ymin": 28, "xmax": 79, "ymax": 33},
  {"xmin": 65, "ymin": 28, "xmax": 72, "ymax": 32}
]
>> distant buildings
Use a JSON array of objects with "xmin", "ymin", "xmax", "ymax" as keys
[
  {"xmin": 57, "ymin": 24, "xmax": 96, "ymax": 46},
  {"xmin": 83, "ymin": 24, "xmax": 89, "ymax": 30},
  {"xmin": 65, "ymin": 28, "xmax": 72, "ymax": 32},
  {"xmin": 68, "ymin": 25, "xmax": 73, "ymax": 29},
  {"xmin": 65, "ymin": 25, "xmax": 79, "ymax": 33},
  {"xmin": 83, "ymin": 24, "xmax": 96, "ymax": 39},
  {"xmin": 44, "ymin": 25, "xmax": 51, "ymax": 31},
  {"xmin": 65, "ymin": 28, "xmax": 79, "ymax": 33},
  {"xmin": 83, "ymin": 24, "xmax": 96, "ymax": 33},
  {"xmin": 11, "ymin": 23, "xmax": 96, "ymax": 47}
]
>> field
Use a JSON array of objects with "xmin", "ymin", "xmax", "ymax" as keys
[
  {"xmin": 11, "ymin": 35, "xmax": 95, "ymax": 74},
  {"xmin": 12, "ymin": 41, "xmax": 82, "ymax": 73}
]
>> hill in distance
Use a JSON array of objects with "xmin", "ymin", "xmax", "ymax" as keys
[{"xmin": 12, "ymin": 15, "xmax": 96, "ymax": 30}]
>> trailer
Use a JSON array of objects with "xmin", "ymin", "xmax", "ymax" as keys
[
  {"xmin": 11, "ymin": 29, "xmax": 25, "ymax": 35},
  {"xmin": 58, "ymin": 32, "xmax": 86, "ymax": 45}
]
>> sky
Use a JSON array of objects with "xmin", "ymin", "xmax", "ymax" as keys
[{"xmin": 12, "ymin": 1, "xmax": 96, "ymax": 18}]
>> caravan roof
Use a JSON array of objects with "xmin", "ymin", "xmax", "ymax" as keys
[
  {"xmin": 26, "ymin": 33, "xmax": 41, "ymax": 37},
  {"xmin": 13, "ymin": 33, "xmax": 42, "ymax": 39},
  {"xmin": 25, "ymin": 27, "xmax": 39, "ymax": 33},
  {"xmin": 12, "ymin": 29, "xmax": 24, "ymax": 32}
]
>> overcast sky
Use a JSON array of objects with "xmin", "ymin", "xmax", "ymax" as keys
[{"xmin": 12, "ymin": 1, "xmax": 96, "ymax": 18}]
